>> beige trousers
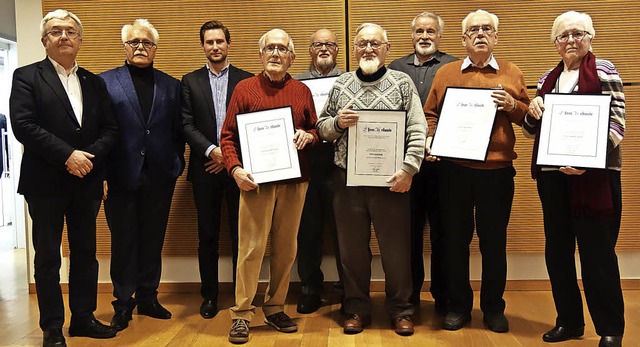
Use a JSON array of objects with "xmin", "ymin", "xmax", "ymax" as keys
[{"xmin": 229, "ymin": 182, "xmax": 308, "ymax": 321}]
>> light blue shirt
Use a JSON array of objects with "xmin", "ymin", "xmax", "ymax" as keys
[
  {"xmin": 461, "ymin": 54, "xmax": 500, "ymax": 71},
  {"xmin": 204, "ymin": 63, "xmax": 229, "ymax": 158}
]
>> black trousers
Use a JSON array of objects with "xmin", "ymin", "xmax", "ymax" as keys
[
  {"xmin": 191, "ymin": 170, "xmax": 239, "ymax": 300},
  {"xmin": 332, "ymin": 168, "xmax": 414, "ymax": 317},
  {"xmin": 537, "ymin": 170, "xmax": 624, "ymax": 336},
  {"xmin": 409, "ymin": 160, "xmax": 444, "ymax": 304},
  {"xmin": 439, "ymin": 161, "xmax": 514, "ymax": 315},
  {"xmin": 104, "ymin": 171, "xmax": 176, "ymax": 311},
  {"xmin": 26, "ymin": 192, "xmax": 101, "ymax": 330},
  {"xmin": 297, "ymin": 143, "xmax": 342, "ymax": 296}
]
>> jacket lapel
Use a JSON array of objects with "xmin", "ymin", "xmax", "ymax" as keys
[
  {"xmin": 115, "ymin": 65, "xmax": 145, "ymax": 125},
  {"xmin": 197, "ymin": 67, "xmax": 215, "ymax": 119},
  {"xmin": 148, "ymin": 69, "xmax": 162, "ymax": 123},
  {"xmin": 38, "ymin": 59, "xmax": 79, "ymax": 127}
]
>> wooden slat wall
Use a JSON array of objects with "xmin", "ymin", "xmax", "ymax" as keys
[{"xmin": 43, "ymin": 0, "xmax": 639, "ymax": 257}]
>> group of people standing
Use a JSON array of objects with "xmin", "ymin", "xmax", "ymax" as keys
[{"xmin": 9, "ymin": 7, "xmax": 625, "ymax": 347}]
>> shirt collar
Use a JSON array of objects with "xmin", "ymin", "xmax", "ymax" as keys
[
  {"xmin": 48, "ymin": 56, "xmax": 78, "ymax": 76},
  {"xmin": 206, "ymin": 62, "xmax": 230, "ymax": 77},
  {"xmin": 411, "ymin": 51, "xmax": 441, "ymax": 66},
  {"xmin": 461, "ymin": 54, "xmax": 499, "ymax": 71}
]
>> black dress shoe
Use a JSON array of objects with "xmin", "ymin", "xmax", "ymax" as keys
[
  {"xmin": 111, "ymin": 309, "xmax": 133, "ymax": 331},
  {"xmin": 542, "ymin": 326, "xmax": 584, "ymax": 342},
  {"xmin": 43, "ymin": 329, "xmax": 66, "ymax": 347},
  {"xmin": 599, "ymin": 335, "xmax": 623, "ymax": 347},
  {"xmin": 138, "ymin": 299, "xmax": 172, "ymax": 319},
  {"xmin": 297, "ymin": 294, "xmax": 321, "ymax": 314},
  {"xmin": 200, "ymin": 298, "xmax": 218, "ymax": 319},
  {"xmin": 68, "ymin": 317, "xmax": 117, "ymax": 339},
  {"xmin": 483, "ymin": 313, "xmax": 509, "ymax": 333},
  {"xmin": 442, "ymin": 312, "xmax": 471, "ymax": 331}
]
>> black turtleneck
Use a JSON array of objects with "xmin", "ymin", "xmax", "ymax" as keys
[
  {"xmin": 126, "ymin": 62, "xmax": 155, "ymax": 122},
  {"xmin": 356, "ymin": 66, "xmax": 387, "ymax": 82}
]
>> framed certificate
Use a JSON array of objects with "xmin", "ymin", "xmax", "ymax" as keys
[
  {"xmin": 536, "ymin": 93, "xmax": 611, "ymax": 169},
  {"xmin": 237, "ymin": 106, "xmax": 301, "ymax": 184},
  {"xmin": 346, "ymin": 110, "xmax": 406, "ymax": 187},
  {"xmin": 300, "ymin": 76, "xmax": 339, "ymax": 116},
  {"xmin": 429, "ymin": 87, "xmax": 498, "ymax": 161}
]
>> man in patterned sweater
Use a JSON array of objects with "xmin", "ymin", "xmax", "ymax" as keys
[
  {"xmin": 316, "ymin": 23, "xmax": 426, "ymax": 336},
  {"xmin": 220, "ymin": 28, "xmax": 318, "ymax": 344}
]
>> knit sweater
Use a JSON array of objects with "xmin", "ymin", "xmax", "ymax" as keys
[
  {"xmin": 316, "ymin": 67, "xmax": 426, "ymax": 176},
  {"xmin": 220, "ymin": 73, "xmax": 319, "ymax": 183},
  {"xmin": 424, "ymin": 58, "xmax": 529, "ymax": 169},
  {"xmin": 522, "ymin": 58, "xmax": 625, "ymax": 170}
]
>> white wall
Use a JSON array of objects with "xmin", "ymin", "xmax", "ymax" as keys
[{"xmin": 15, "ymin": 0, "xmax": 640, "ymax": 288}]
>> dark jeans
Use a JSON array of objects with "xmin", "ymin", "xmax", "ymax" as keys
[
  {"xmin": 438, "ymin": 161, "xmax": 514, "ymax": 316},
  {"xmin": 538, "ymin": 170, "xmax": 624, "ymax": 336}
]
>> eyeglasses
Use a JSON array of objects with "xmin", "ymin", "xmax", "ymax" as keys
[
  {"xmin": 125, "ymin": 40, "xmax": 156, "ymax": 49},
  {"xmin": 555, "ymin": 30, "xmax": 590, "ymax": 43},
  {"xmin": 354, "ymin": 40, "xmax": 387, "ymax": 51},
  {"xmin": 414, "ymin": 28, "xmax": 438, "ymax": 37},
  {"xmin": 311, "ymin": 42, "xmax": 338, "ymax": 50},
  {"xmin": 263, "ymin": 45, "xmax": 290, "ymax": 55},
  {"xmin": 46, "ymin": 29, "xmax": 80, "ymax": 39},
  {"xmin": 465, "ymin": 25, "xmax": 495, "ymax": 37}
]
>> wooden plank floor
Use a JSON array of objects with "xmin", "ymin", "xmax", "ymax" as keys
[{"xmin": 2, "ymin": 250, "xmax": 639, "ymax": 346}]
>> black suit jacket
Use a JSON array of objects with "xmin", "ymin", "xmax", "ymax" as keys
[
  {"xmin": 181, "ymin": 64, "xmax": 253, "ymax": 182},
  {"xmin": 9, "ymin": 58, "xmax": 118, "ymax": 198}
]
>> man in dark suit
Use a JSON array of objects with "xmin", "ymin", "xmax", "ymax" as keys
[
  {"xmin": 182, "ymin": 20, "xmax": 252, "ymax": 319},
  {"xmin": 9, "ymin": 9, "xmax": 118, "ymax": 347},
  {"xmin": 100, "ymin": 19, "xmax": 184, "ymax": 331}
]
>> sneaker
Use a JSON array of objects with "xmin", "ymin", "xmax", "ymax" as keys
[
  {"xmin": 228, "ymin": 319, "xmax": 250, "ymax": 344},
  {"xmin": 264, "ymin": 312, "xmax": 298, "ymax": 333}
]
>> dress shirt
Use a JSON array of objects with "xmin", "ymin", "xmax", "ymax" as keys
[
  {"xmin": 461, "ymin": 54, "xmax": 500, "ymax": 71},
  {"xmin": 204, "ymin": 63, "xmax": 229, "ymax": 158},
  {"xmin": 49, "ymin": 56, "xmax": 83, "ymax": 126}
]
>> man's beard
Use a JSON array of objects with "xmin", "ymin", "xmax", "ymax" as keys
[
  {"xmin": 359, "ymin": 56, "xmax": 380, "ymax": 75},
  {"xmin": 315, "ymin": 55, "xmax": 334, "ymax": 69},
  {"xmin": 414, "ymin": 41, "xmax": 436, "ymax": 57},
  {"xmin": 207, "ymin": 53, "xmax": 227, "ymax": 64}
]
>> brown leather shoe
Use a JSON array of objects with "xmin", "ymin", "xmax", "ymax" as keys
[
  {"xmin": 392, "ymin": 315, "xmax": 414, "ymax": 336},
  {"xmin": 343, "ymin": 314, "xmax": 371, "ymax": 334}
]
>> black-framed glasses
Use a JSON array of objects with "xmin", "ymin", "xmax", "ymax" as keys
[
  {"xmin": 311, "ymin": 42, "xmax": 338, "ymax": 50},
  {"xmin": 125, "ymin": 40, "xmax": 156, "ymax": 49},
  {"xmin": 555, "ymin": 30, "xmax": 590, "ymax": 43},
  {"xmin": 465, "ymin": 25, "xmax": 495, "ymax": 37},
  {"xmin": 46, "ymin": 29, "xmax": 80, "ymax": 39},
  {"xmin": 354, "ymin": 40, "xmax": 387, "ymax": 51},
  {"xmin": 263, "ymin": 45, "xmax": 290, "ymax": 55}
]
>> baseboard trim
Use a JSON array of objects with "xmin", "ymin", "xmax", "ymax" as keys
[{"xmin": 28, "ymin": 279, "xmax": 640, "ymax": 294}]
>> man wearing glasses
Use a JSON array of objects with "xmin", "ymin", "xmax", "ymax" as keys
[
  {"xmin": 10, "ymin": 9, "xmax": 118, "ymax": 347},
  {"xmin": 388, "ymin": 12, "xmax": 458, "ymax": 314},
  {"xmin": 293, "ymin": 28, "xmax": 345, "ymax": 315},
  {"xmin": 220, "ymin": 28, "xmax": 318, "ymax": 344},
  {"xmin": 423, "ymin": 9, "xmax": 530, "ymax": 333},
  {"xmin": 100, "ymin": 19, "xmax": 184, "ymax": 331},
  {"xmin": 317, "ymin": 23, "xmax": 426, "ymax": 336}
]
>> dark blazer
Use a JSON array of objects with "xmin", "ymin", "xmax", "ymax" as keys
[
  {"xmin": 181, "ymin": 64, "xmax": 253, "ymax": 182},
  {"xmin": 100, "ymin": 65, "xmax": 185, "ymax": 191},
  {"xmin": 9, "ymin": 58, "xmax": 118, "ymax": 198}
]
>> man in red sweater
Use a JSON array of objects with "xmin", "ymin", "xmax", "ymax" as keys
[
  {"xmin": 220, "ymin": 28, "xmax": 318, "ymax": 344},
  {"xmin": 423, "ymin": 9, "xmax": 530, "ymax": 333}
]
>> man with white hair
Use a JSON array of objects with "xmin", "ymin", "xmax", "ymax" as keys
[
  {"xmin": 220, "ymin": 28, "xmax": 318, "ymax": 344},
  {"xmin": 388, "ymin": 11, "xmax": 458, "ymax": 313},
  {"xmin": 317, "ymin": 22, "xmax": 426, "ymax": 336},
  {"xmin": 424, "ymin": 9, "xmax": 530, "ymax": 332},
  {"xmin": 100, "ymin": 18, "xmax": 184, "ymax": 331},
  {"xmin": 10, "ymin": 9, "xmax": 118, "ymax": 346}
]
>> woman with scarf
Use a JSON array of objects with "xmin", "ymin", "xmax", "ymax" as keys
[{"xmin": 523, "ymin": 11, "xmax": 625, "ymax": 347}]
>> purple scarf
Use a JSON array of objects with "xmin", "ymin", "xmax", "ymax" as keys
[{"xmin": 532, "ymin": 51, "xmax": 613, "ymax": 219}]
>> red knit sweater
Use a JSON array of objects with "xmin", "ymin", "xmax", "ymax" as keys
[{"xmin": 220, "ymin": 73, "xmax": 319, "ymax": 183}]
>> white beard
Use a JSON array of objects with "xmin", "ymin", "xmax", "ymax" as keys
[
  {"xmin": 359, "ymin": 57, "xmax": 380, "ymax": 75},
  {"xmin": 315, "ymin": 55, "xmax": 334, "ymax": 69},
  {"xmin": 414, "ymin": 41, "xmax": 436, "ymax": 57}
]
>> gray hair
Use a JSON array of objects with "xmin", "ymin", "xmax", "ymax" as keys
[
  {"xmin": 551, "ymin": 11, "xmax": 596, "ymax": 43},
  {"xmin": 259, "ymin": 28, "xmax": 295, "ymax": 55},
  {"xmin": 411, "ymin": 12, "xmax": 444, "ymax": 36},
  {"xmin": 40, "ymin": 9, "xmax": 83, "ymax": 38},
  {"xmin": 354, "ymin": 23, "xmax": 388, "ymax": 43},
  {"xmin": 121, "ymin": 19, "xmax": 159, "ymax": 44},
  {"xmin": 461, "ymin": 9, "xmax": 499, "ymax": 34}
]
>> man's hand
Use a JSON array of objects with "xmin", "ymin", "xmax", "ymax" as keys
[
  {"xmin": 293, "ymin": 129, "xmax": 314, "ymax": 150},
  {"xmin": 386, "ymin": 169, "xmax": 412, "ymax": 193},
  {"xmin": 205, "ymin": 147, "xmax": 225, "ymax": 174},
  {"xmin": 425, "ymin": 136, "xmax": 440, "ymax": 162},
  {"xmin": 528, "ymin": 96, "xmax": 545, "ymax": 120},
  {"xmin": 65, "ymin": 150, "xmax": 95, "ymax": 178},
  {"xmin": 559, "ymin": 166, "xmax": 586, "ymax": 175},
  {"xmin": 337, "ymin": 107, "xmax": 359, "ymax": 129},
  {"xmin": 232, "ymin": 167, "xmax": 259, "ymax": 191},
  {"xmin": 492, "ymin": 84, "xmax": 516, "ymax": 112}
]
